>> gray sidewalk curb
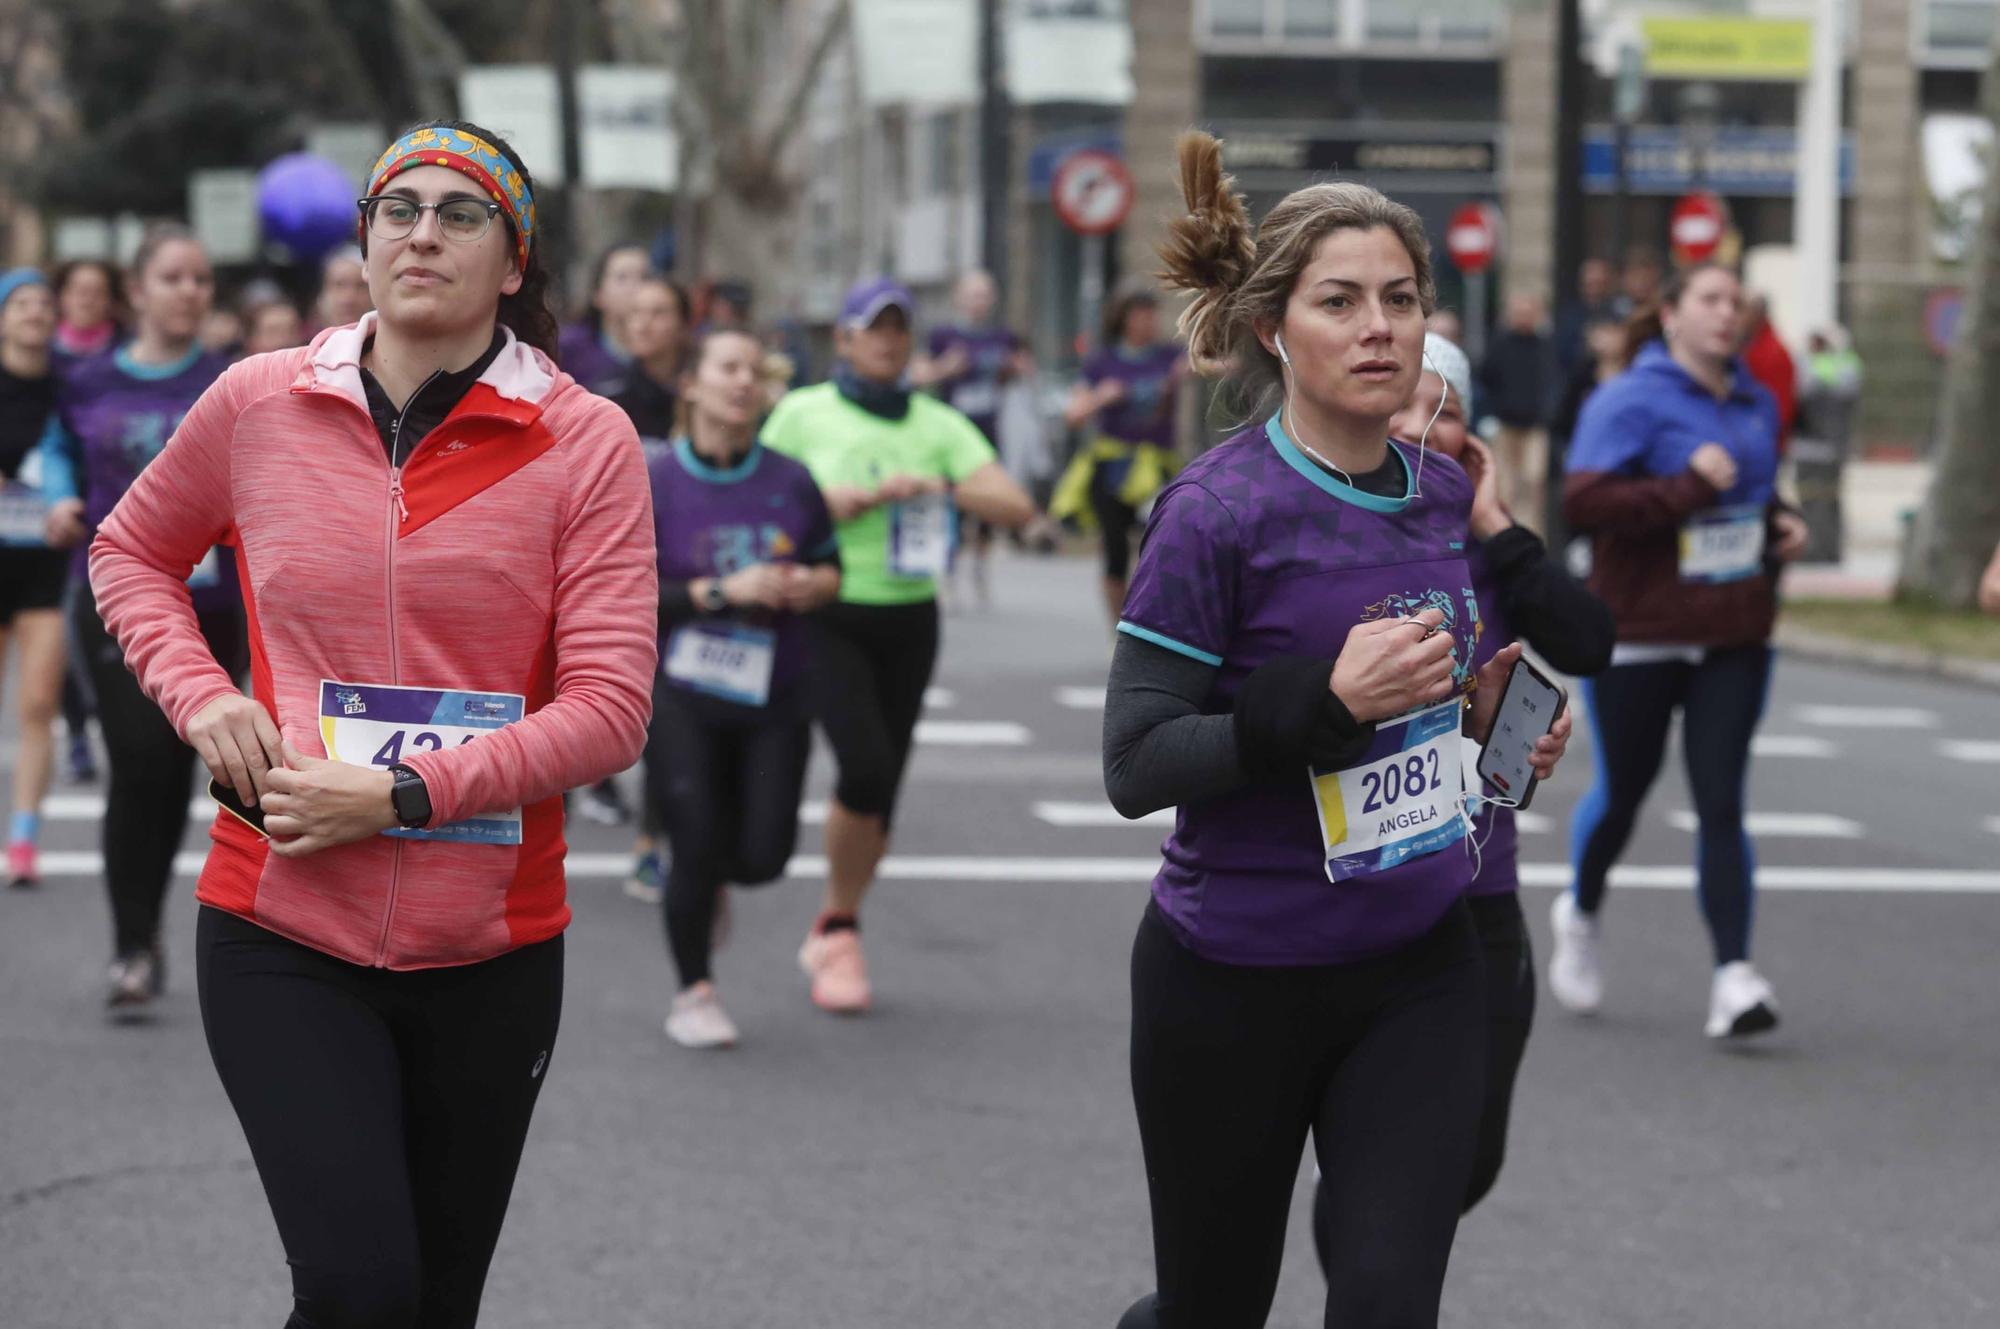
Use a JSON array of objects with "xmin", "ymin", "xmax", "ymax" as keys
[{"xmin": 1774, "ymin": 622, "xmax": 2000, "ymax": 691}]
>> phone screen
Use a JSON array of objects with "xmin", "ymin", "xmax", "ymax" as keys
[
  {"xmin": 1475, "ymin": 658, "xmax": 1566, "ymax": 813},
  {"xmin": 208, "ymin": 778, "xmax": 270, "ymax": 838}
]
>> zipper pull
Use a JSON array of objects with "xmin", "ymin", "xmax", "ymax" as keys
[{"xmin": 389, "ymin": 478, "xmax": 409, "ymax": 523}]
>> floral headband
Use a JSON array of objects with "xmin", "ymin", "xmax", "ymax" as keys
[{"xmin": 363, "ymin": 126, "xmax": 536, "ymax": 269}]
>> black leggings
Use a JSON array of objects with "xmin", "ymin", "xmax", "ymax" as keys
[
  {"xmin": 810, "ymin": 599, "xmax": 939, "ymax": 826},
  {"xmin": 197, "ymin": 907, "xmax": 562, "ymax": 1329},
  {"xmin": 74, "ymin": 584, "xmax": 245, "ymax": 956},
  {"xmin": 1091, "ymin": 487, "xmax": 1139, "ymax": 579},
  {"xmin": 646, "ymin": 680, "xmax": 812, "ymax": 987},
  {"xmin": 1570, "ymin": 644, "xmax": 1773, "ymax": 965},
  {"xmin": 1311, "ymin": 889, "xmax": 1533, "ymax": 1274},
  {"xmin": 1120, "ymin": 901, "xmax": 1486, "ymax": 1329}
]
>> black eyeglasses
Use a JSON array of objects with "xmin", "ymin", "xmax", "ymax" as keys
[{"xmin": 357, "ymin": 195, "xmax": 503, "ymax": 244}]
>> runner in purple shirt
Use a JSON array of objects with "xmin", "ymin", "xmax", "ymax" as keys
[
  {"xmin": 1055, "ymin": 283, "xmax": 1187, "ymax": 626},
  {"xmin": 915, "ymin": 270, "xmax": 1030, "ymax": 606},
  {"xmin": 556, "ymin": 243, "xmax": 650, "ymax": 391},
  {"xmin": 644, "ymin": 327, "xmax": 841, "ymax": 1049},
  {"xmin": 1103, "ymin": 134, "xmax": 1572, "ymax": 1329},
  {"xmin": 58, "ymin": 226, "xmax": 247, "ymax": 1012}
]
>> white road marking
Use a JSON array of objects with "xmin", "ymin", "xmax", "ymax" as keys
[
  {"xmin": 1941, "ymin": 740, "xmax": 2000, "ymax": 763},
  {"xmin": 1752, "ymin": 735, "xmax": 1838, "ymax": 758},
  {"xmin": 1514, "ymin": 811, "xmax": 1554, "ymax": 834},
  {"xmin": 924, "ymin": 687, "xmax": 957, "ymax": 709},
  {"xmin": 1985, "ymin": 817, "xmax": 2000, "ymax": 837},
  {"xmin": 1665, "ymin": 810, "xmax": 1863, "ymax": 838},
  {"xmin": 1794, "ymin": 705, "xmax": 1937, "ymax": 729},
  {"xmin": 27, "ymin": 853, "xmax": 2000, "ymax": 893},
  {"xmin": 914, "ymin": 721, "xmax": 1032, "ymax": 746},
  {"xmin": 1056, "ymin": 686, "xmax": 1106, "ymax": 710},
  {"xmin": 39, "ymin": 795, "xmax": 206, "ymax": 821},
  {"xmin": 1033, "ymin": 801, "xmax": 1174, "ymax": 828},
  {"xmin": 800, "ymin": 800, "xmax": 827, "ymax": 824}
]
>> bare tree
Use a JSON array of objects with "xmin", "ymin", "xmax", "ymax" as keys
[
  {"xmin": 663, "ymin": 0, "xmax": 852, "ymax": 282},
  {"xmin": 1900, "ymin": 30, "xmax": 2000, "ymax": 606}
]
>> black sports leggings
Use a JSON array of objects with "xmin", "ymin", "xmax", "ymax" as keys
[
  {"xmin": 646, "ymin": 679, "xmax": 811, "ymax": 987},
  {"xmin": 1119, "ymin": 900, "xmax": 1486, "ymax": 1329},
  {"xmin": 1311, "ymin": 889, "xmax": 1533, "ymax": 1275},
  {"xmin": 74, "ymin": 584, "xmax": 245, "ymax": 956},
  {"xmin": 1091, "ymin": 488, "xmax": 1139, "ymax": 579},
  {"xmin": 810, "ymin": 599, "xmax": 938, "ymax": 826},
  {"xmin": 1570, "ymin": 644, "xmax": 1773, "ymax": 965},
  {"xmin": 197, "ymin": 907, "xmax": 562, "ymax": 1329}
]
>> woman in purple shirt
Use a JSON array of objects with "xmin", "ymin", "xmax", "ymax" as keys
[
  {"xmin": 51, "ymin": 226, "xmax": 240, "ymax": 1014},
  {"xmin": 1103, "ymin": 134, "xmax": 1572, "ymax": 1328},
  {"xmin": 1056, "ymin": 282, "xmax": 1186, "ymax": 627},
  {"xmin": 645, "ymin": 327, "xmax": 841, "ymax": 1048}
]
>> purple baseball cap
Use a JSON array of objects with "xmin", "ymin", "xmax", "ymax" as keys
[{"xmin": 839, "ymin": 277, "xmax": 915, "ymax": 330}]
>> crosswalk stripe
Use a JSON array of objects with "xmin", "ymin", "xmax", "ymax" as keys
[
  {"xmin": 1941, "ymin": 740, "xmax": 2000, "ymax": 763},
  {"xmin": 1055, "ymin": 686, "xmax": 1106, "ymax": 710},
  {"xmin": 1794, "ymin": 705, "xmax": 1937, "ymax": 729},
  {"xmin": 924, "ymin": 687, "xmax": 957, "ymax": 710},
  {"xmin": 1985, "ymin": 817, "xmax": 2000, "ymax": 837},
  {"xmin": 1752, "ymin": 735, "xmax": 1838, "ymax": 758},
  {"xmin": 1665, "ymin": 810, "xmax": 1862, "ymax": 838},
  {"xmin": 24, "ymin": 853, "xmax": 2000, "ymax": 893},
  {"xmin": 914, "ymin": 721, "xmax": 1032, "ymax": 746},
  {"xmin": 1032, "ymin": 801, "xmax": 1173, "ymax": 827},
  {"xmin": 1514, "ymin": 811, "xmax": 1553, "ymax": 834}
]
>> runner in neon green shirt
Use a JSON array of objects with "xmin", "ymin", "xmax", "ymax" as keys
[{"xmin": 763, "ymin": 278, "xmax": 1035, "ymax": 1015}]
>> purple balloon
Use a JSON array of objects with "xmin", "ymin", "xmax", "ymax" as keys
[{"xmin": 258, "ymin": 153, "xmax": 358, "ymax": 259}]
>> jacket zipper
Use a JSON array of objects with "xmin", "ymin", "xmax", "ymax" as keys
[{"xmin": 371, "ymin": 373, "xmax": 437, "ymax": 967}]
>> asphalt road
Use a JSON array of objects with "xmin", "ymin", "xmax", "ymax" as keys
[{"xmin": 3, "ymin": 550, "xmax": 1997, "ymax": 1327}]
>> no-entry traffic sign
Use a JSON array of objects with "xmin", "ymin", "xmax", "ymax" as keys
[
  {"xmin": 1670, "ymin": 191, "xmax": 1728, "ymax": 264},
  {"xmin": 1052, "ymin": 150, "xmax": 1135, "ymax": 237},
  {"xmin": 1446, "ymin": 202, "xmax": 1499, "ymax": 274}
]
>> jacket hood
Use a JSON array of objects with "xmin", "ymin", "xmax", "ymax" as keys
[{"xmin": 1628, "ymin": 339, "xmax": 1762, "ymax": 404}]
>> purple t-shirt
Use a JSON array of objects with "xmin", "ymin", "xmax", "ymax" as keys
[
  {"xmin": 557, "ymin": 321, "xmax": 627, "ymax": 394},
  {"xmin": 648, "ymin": 438, "xmax": 836, "ymax": 706},
  {"xmin": 1462, "ymin": 545, "xmax": 1520, "ymax": 897},
  {"xmin": 1118, "ymin": 417, "xmax": 1483, "ymax": 965},
  {"xmin": 926, "ymin": 324, "xmax": 1019, "ymax": 440},
  {"xmin": 1082, "ymin": 343, "xmax": 1182, "ymax": 448},
  {"xmin": 61, "ymin": 346, "xmax": 237, "ymax": 612}
]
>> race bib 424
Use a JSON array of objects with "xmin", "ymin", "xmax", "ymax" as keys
[{"xmin": 319, "ymin": 681, "xmax": 525, "ymax": 845}]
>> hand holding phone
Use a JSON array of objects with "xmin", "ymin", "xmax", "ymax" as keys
[{"xmin": 1474, "ymin": 655, "xmax": 1568, "ymax": 813}]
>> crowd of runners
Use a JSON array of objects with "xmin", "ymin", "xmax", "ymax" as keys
[{"xmin": 5, "ymin": 118, "xmax": 1992, "ymax": 1327}]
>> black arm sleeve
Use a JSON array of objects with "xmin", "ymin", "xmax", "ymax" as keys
[
  {"xmin": 1102, "ymin": 634, "xmax": 1243, "ymax": 819},
  {"xmin": 1478, "ymin": 525, "xmax": 1617, "ymax": 676},
  {"xmin": 1102, "ymin": 634, "xmax": 1376, "ymax": 819},
  {"xmin": 659, "ymin": 580, "xmax": 699, "ymax": 629}
]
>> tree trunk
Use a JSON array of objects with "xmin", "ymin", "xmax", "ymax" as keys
[{"xmin": 1899, "ymin": 31, "xmax": 2000, "ymax": 605}]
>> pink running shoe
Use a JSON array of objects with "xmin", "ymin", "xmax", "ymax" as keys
[
  {"xmin": 6, "ymin": 840, "xmax": 36, "ymax": 890},
  {"xmin": 798, "ymin": 918, "xmax": 871, "ymax": 1014}
]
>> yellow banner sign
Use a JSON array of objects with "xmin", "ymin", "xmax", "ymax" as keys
[{"xmin": 1642, "ymin": 16, "xmax": 1812, "ymax": 81}]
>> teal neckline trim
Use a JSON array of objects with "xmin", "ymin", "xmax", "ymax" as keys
[
  {"xmin": 675, "ymin": 436, "xmax": 764, "ymax": 485},
  {"xmin": 1264, "ymin": 413, "xmax": 1412, "ymax": 513},
  {"xmin": 114, "ymin": 343, "xmax": 203, "ymax": 382},
  {"xmin": 1117, "ymin": 620, "xmax": 1224, "ymax": 667}
]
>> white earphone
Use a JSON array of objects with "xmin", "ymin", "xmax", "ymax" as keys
[{"xmin": 1273, "ymin": 333, "xmax": 1445, "ymax": 498}]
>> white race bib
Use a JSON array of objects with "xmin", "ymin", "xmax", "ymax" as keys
[
  {"xmin": 951, "ymin": 381, "xmax": 999, "ymax": 418},
  {"xmin": 1309, "ymin": 700, "xmax": 1467, "ymax": 883},
  {"xmin": 664, "ymin": 623, "xmax": 776, "ymax": 707},
  {"xmin": 0, "ymin": 482, "xmax": 49, "ymax": 545},
  {"xmin": 318, "ymin": 680, "xmax": 525, "ymax": 845},
  {"xmin": 888, "ymin": 492, "xmax": 956, "ymax": 579},
  {"xmin": 1679, "ymin": 504, "xmax": 1765, "ymax": 584}
]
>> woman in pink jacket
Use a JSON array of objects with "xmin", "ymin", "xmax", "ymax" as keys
[{"xmin": 87, "ymin": 120, "xmax": 657, "ymax": 1327}]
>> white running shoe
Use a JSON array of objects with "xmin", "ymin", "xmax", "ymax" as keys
[
  {"xmin": 1547, "ymin": 892, "xmax": 1604, "ymax": 1014},
  {"xmin": 665, "ymin": 983, "xmax": 739, "ymax": 1049},
  {"xmin": 1706, "ymin": 961, "xmax": 1779, "ymax": 1040}
]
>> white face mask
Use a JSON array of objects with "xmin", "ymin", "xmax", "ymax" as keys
[{"xmin": 1275, "ymin": 332, "xmax": 1447, "ymax": 497}]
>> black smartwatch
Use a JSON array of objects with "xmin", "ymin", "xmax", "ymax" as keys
[
  {"xmin": 387, "ymin": 764, "xmax": 432, "ymax": 830},
  {"xmin": 699, "ymin": 579, "xmax": 730, "ymax": 613}
]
